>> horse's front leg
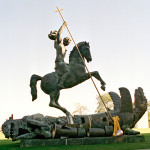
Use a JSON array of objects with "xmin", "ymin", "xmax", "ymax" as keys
[
  {"xmin": 74, "ymin": 71, "xmax": 106, "ymax": 90},
  {"xmin": 77, "ymin": 72, "xmax": 105, "ymax": 90},
  {"xmin": 90, "ymin": 71, "xmax": 106, "ymax": 91}
]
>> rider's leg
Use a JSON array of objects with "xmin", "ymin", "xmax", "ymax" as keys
[
  {"xmin": 58, "ymin": 62, "xmax": 70, "ymax": 89},
  {"xmin": 58, "ymin": 71, "xmax": 70, "ymax": 89}
]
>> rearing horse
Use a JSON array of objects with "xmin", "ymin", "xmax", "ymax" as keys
[{"xmin": 30, "ymin": 41, "xmax": 106, "ymax": 121}]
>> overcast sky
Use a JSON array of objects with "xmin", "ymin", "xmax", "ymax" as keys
[{"xmin": 0, "ymin": 0, "xmax": 150, "ymax": 126}]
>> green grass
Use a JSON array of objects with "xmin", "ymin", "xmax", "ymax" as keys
[
  {"xmin": 1, "ymin": 129, "xmax": 150, "ymax": 150},
  {"xmin": 133, "ymin": 128, "xmax": 150, "ymax": 133}
]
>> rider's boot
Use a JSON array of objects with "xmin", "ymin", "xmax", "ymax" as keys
[{"xmin": 58, "ymin": 72, "xmax": 70, "ymax": 89}]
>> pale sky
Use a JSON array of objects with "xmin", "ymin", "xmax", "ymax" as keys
[{"xmin": 0, "ymin": 0, "xmax": 150, "ymax": 126}]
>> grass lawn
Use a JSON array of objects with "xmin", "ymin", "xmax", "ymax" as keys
[{"xmin": 0, "ymin": 129, "xmax": 150, "ymax": 150}]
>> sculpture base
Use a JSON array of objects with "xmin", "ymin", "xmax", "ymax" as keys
[{"xmin": 20, "ymin": 135, "xmax": 145, "ymax": 147}]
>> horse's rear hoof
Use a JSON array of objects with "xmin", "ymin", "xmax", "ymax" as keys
[{"xmin": 67, "ymin": 115, "xmax": 74, "ymax": 124}]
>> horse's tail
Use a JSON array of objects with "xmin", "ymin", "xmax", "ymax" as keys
[{"xmin": 30, "ymin": 74, "xmax": 42, "ymax": 101}]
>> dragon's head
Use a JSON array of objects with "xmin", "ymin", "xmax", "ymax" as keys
[{"xmin": 2, "ymin": 119, "xmax": 21, "ymax": 140}]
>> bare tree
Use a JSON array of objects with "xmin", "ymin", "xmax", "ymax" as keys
[{"xmin": 72, "ymin": 103, "xmax": 89, "ymax": 115}]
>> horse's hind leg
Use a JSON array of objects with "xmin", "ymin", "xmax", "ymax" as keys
[
  {"xmin": 49, "ymin": 90, "xmax": 74, "ymax": 124},
  {"xmin": 49, "ymin": 90, "xmax": 69, "ymax": 115},
  {"xmin": 54, "ymin": 90, "xmax": 60, "ymax": 106},
  {"xmin": 90, "ymin": 71, "xmax": 106, "ymax": 91},
  {"xmin": 49, "ymin": 90, "xmax": 60, "ymax": 108}
]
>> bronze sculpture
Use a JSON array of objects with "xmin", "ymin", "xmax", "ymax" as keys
[
  {"xmin": 2, "ymin": 7, "xmax": 147, "ymax": 142},
  {"xmin": 30, "ymin": 36, "xmax": 106, "ymax": 123}
]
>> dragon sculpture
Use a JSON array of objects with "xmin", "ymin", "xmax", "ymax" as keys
[{"xmin": 2, "ymin": 87, "xmax": 147, "ymax": 141}]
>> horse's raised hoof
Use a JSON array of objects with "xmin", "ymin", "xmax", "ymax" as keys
[{"xmin": 101, "ymin": 85, "xmax": 106, "ymax": 91}]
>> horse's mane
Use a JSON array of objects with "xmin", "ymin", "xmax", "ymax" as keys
[{"xmin": 69, "ymin": 41, "xmax": 89, "ymax": 62}]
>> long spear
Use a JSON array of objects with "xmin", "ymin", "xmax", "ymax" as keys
[{"xmin": 55, "ymin": 6, "xmax": 113, "ymax": 122}]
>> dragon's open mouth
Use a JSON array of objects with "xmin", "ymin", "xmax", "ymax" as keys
[{"xmin": 10, "ymin": 123, "xmax": 14, "ymax": 138}]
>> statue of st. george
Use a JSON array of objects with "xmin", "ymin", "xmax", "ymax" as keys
[{"xmin": 48, "ymin": 21, "xmax": 71, "ymax": 89}]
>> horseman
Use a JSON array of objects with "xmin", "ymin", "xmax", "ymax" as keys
[{"xmin": 48, "ymin": 21, "xmax": 71, "ymax": 89}]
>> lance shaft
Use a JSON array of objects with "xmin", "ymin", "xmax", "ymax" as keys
[{"xmin": 56, "ymin": 6, "xmax": 113, "ymax": 121}]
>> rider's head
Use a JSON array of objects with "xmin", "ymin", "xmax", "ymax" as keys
[
  {"xmin": 63, "ymin": 37, "xmax": 71, "ymax": 46},
  {"xmin": 48, "ymin": 30, "xmax": 57, "ymax": 40}
]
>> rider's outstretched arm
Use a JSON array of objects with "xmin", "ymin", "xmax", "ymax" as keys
[{"xmin": 57, "ymin": 21, "xmax": 67, "ymax": 43}]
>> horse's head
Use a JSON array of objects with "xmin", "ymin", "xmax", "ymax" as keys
[
  {"xmin": 79, "ymin": 41, "xmax": 92, "ymax": 63},
  {"xmin": 69, "ymin": 41, "xmax": 92, "ymax": 64}
]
